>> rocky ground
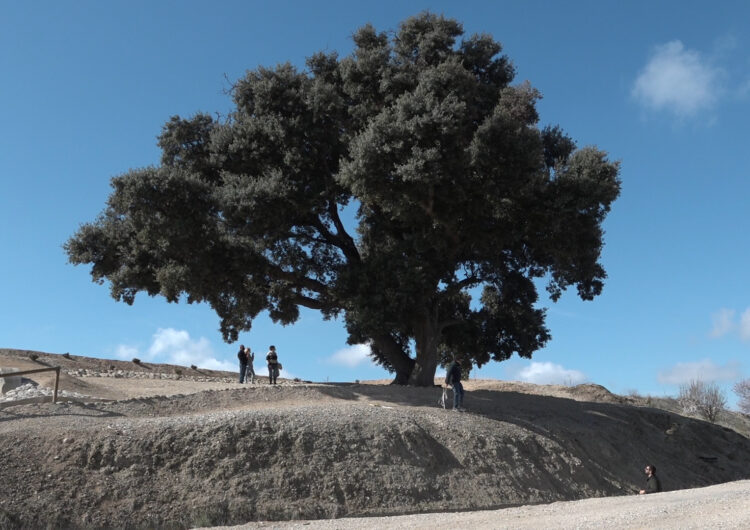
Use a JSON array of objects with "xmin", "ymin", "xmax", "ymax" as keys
[{"xmin": 1, "ymin": 348, "xmax": 749, "ymax": 529}]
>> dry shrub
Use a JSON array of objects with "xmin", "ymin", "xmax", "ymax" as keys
[
  {"xmin": 678, "ymin": 379, "xmax": 726, "ymax": 423},
  {"xmin": 734, "ymin": 379, "xmax": 750, "ymax": 415}
]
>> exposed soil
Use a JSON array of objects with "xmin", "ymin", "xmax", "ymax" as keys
[{"xmin": 1, "ymin": 348, "xmax": 749, "ymax": 529}]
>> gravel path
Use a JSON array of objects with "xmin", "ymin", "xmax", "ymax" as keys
[{"xmin": 209, "ymin": 480, "xmax": 750, "ymax": 529}]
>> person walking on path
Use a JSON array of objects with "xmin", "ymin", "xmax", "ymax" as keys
[
  {"xmin": 639, "ymin": 464, "xmax": 662, "ymax": 494},
  {"xmin": 444, "ymin": 358, "xmax": 465, "ymax": 411},
  {"xmin": 266, "ymin": 345, "xmax": 280, "ymax": 385},
  {"xmin": 237, "ymin": 345, "xmax": 248, "ymax": 383},
  {"xmin": 244, "ymin": 346, "xmax": 256, "ymax": 384}
]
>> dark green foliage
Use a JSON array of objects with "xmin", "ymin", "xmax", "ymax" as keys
[{"xmin": 66, "ymin": 13, "xmax": 620, "ymax": 385}]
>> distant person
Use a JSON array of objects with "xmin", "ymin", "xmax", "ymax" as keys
[
  {"xmin": 244, "ymin": 346, "xmax": 255, "ymax": 384},
  {"xmin": 444, "ymin": 358, "xmax": 464, "ymax": 411},
  {"xmin": 639, "ymin": 464, "xmax": 662, "ymax": 494},
  {"xmin": 237, "ymin": 345, "xmax": 248, "ymax": 383},
  {"xmin": 266, "ymin": 345, "xmax": 280, "ymax": 385}
]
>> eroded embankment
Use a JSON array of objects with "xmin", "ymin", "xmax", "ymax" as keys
[{"xmin": 1, "ymin": 385, "xmax": 749, "ymax": 529}]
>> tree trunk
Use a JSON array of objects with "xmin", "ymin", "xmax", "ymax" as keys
[
  {"xmin": 372, "ymin": 334, "xmax": 415, "ymax": 385},
  {"xmin": 407, "ymin": 315, "xmax": 440, "ymax": 386},
  {"xmin": 372, "ymin": 313, "xmax": 442, "ymax": 386}
]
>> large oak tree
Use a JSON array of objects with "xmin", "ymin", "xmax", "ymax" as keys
[{"xmin": 66, "ymin": 13, "xmax": 620, "ymax": 385}]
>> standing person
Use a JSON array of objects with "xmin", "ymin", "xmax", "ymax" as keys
[
  {"xmin": 245, "ymin": 346, "xmax": 256, "ymax": 384},
  {"xmin": 266, "ymin": 345, "xmax": 279, "ymax": 385},
  {"xmin": 444, "ymin": 358, "xmax": 464, "ymax": 411},
  {"xmin": 639, "ymin": 464, "xmax": 662, "ymax": 494},
  {"xmin": 237, "ymin": 345, "xmax": 248, "ymax": 383}
]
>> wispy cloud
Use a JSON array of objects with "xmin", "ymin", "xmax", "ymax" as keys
[
  {"xmin": 632, "ymin": 40, "xmax": 721, "ymax": 117},
  {"xmin": 739, "ymin": 78, "xmax": 750, "ymax": 98},
  {"xmin": 710, "ymin": 308, "xmax": 736, "ymax": 338},
  {"xmin": 325, "ymin": 344, "xmax": 372, "ymax": 368},
  {"xmin": 115, "ymin": 328, "xmax": 235, "ymax": 371},
  {"xmin": 709, "ymin": 307, "xmax": 750, "ymax": 342},
  {"xmin": 740, "ymin": 309, "xmax": 750, "ymax": 342},
  {"xmin": 511, "ymin": 361, "xmax": 586, "ymax": 385},
  {"xmin": 658, "ymin": 359, "xmax": 742, "ymax": 385}
]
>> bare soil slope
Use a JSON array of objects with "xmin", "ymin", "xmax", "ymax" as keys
[{"xmin": 1, "ymin": 349, "xmax": 749, "ymax": 529}]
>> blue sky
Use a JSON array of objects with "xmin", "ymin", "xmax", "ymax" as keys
[{"xmin": 2, "ymin": 1, "xmax": 749, "ymax": 407}]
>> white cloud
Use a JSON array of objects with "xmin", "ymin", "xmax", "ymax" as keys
[
  {"xmin": 513, "ymin": 361, "xmax": 586, "ymax": 385},
  {"xmin": 325, "ymin": 344, "xmax": 372, "ymax": 368},
  {"xmin": 114, "ymin": 344, "xmax": 139, "ymax": 360},
  {"xmin": 658, "ymin": 359, "xmax": 742, "ymax": 385},
  {"xmin": 115, "ymin": 328, "xmax": 235, "ymax": 371},
  {"xmin": 632, "ymin": 40, "xmax": 721, "ymax": 116},
  {"xmin": 740, "ymin": 309, "xmax": 750, "ymax": 342},
  {"xmin": 710, "ymin": 308, "xmax": 736, "ymax": 338}
]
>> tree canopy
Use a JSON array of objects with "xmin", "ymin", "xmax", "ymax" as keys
[{"xmin": 66, "ymin": 12, "xmax": 621, "ymax": 385}]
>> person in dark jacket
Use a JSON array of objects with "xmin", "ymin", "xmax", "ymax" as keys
[
  {"xmin": 266, "ymin": 345, "xmax": 279, "ymax": 385},
  {"xmin": 237, "ymin": 345, "xmax": 248, "ymax": 383},
  {"xmin": 444, "ymin": 359, "xmax": 464, "ymax": 411},
  {"xmin": 639, "ymin": 464, "xmax": 662, "ymax": 494}
]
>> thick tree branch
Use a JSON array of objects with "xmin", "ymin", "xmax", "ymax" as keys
[
  {"xmin": 292, "ymin": 294, "xmax": 327, "ymax": 310},
  {"xmin": 307, "ymin": 207, "xmax": 360, "ymax": 265},
  {"xmin": 327, "ymin": 201, "xmax": 361, "ymax": 264},
  {"xmin": 268, "ymin": 267, "xmax": 328, "ymax": 295}
]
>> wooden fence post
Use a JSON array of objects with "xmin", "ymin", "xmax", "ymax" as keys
[{"xmin": 53, "ymin": 366, "xmax": 60, "ymax": 404}]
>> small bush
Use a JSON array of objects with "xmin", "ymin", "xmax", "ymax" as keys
[
  {"xmin": 29, "ymin": 353, "xmax": 39, "ymax": 361},
  {"xmin": 294, "ymin": 377, "xmax": 301, "ymax": 382},
  {"xmin": 132, "ymin": 358, "xmax": 141, "ymax": 364},
  {"xmin": 62, "ymin": 352, "xmax": 71, "ymax": 359},
  {"xmin": 175, "ymin": 368, "xmax": 183, "ymax": 376},
  {"xmin": 190, "ymin": 364, "xmax": 198, "ymax": 370},
  {"xmin": 678, "ymin": 379, "xmax": 727, "ymax": 423},
  {"xmin": 109, "ymin": 365, "xmax": 115, "ymax": 371},
  {"xmin": 734, "ymin": 379, "xmax": 750, "ymax": 414}
]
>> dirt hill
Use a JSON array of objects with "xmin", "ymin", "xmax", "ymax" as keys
[{"xmin": 1, "ymin": 348, "xmax": 749, "ymax": 529}]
